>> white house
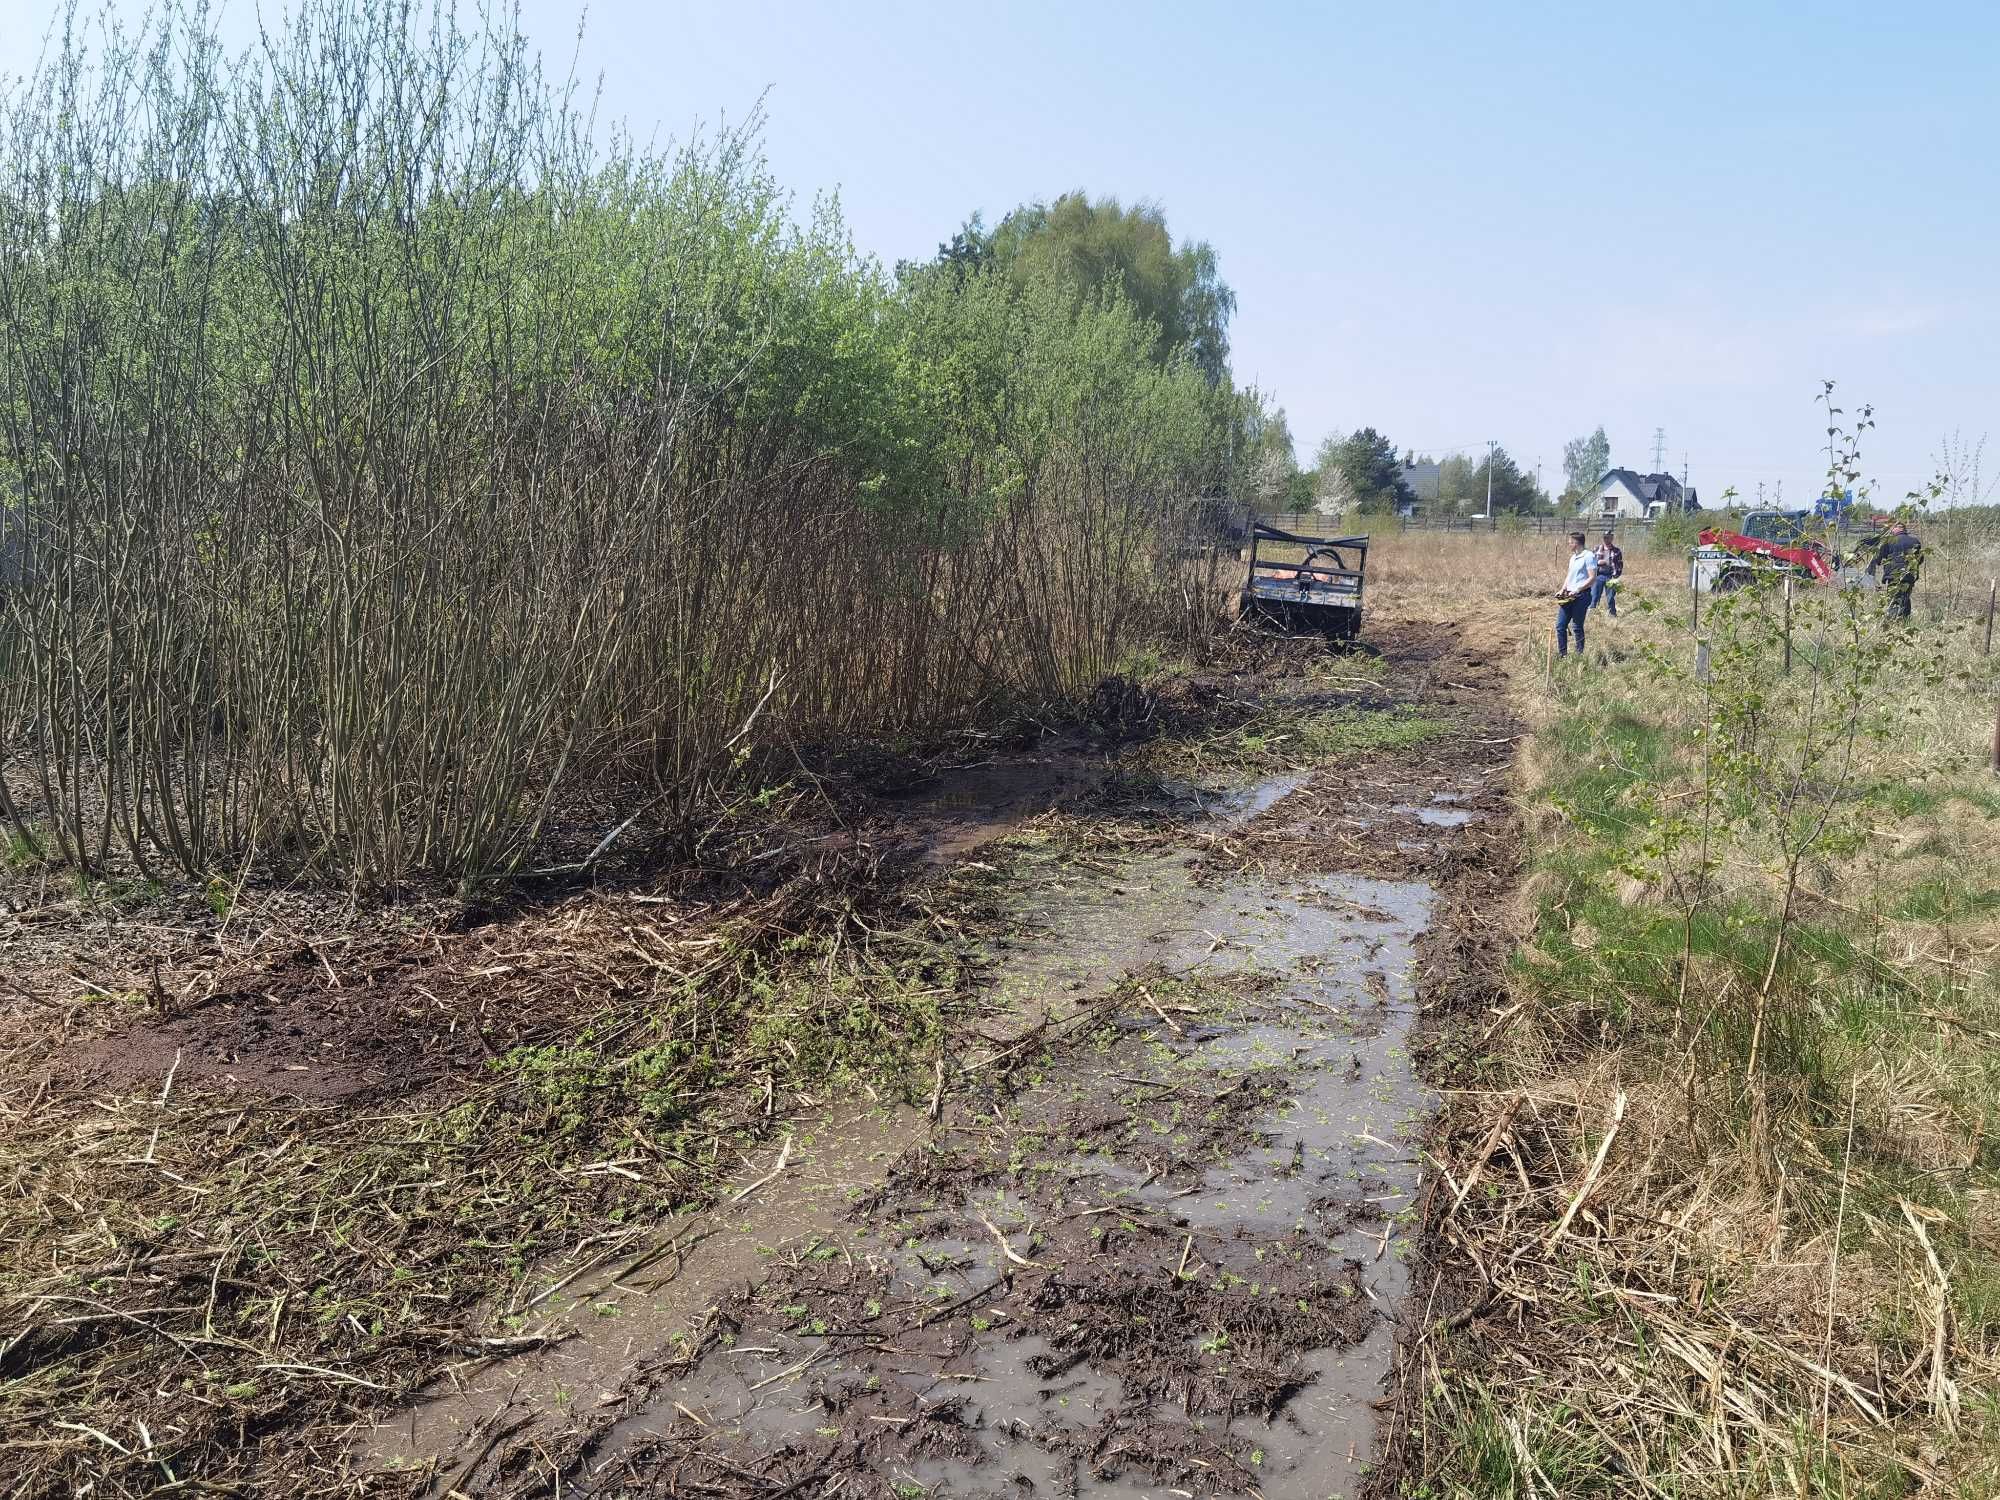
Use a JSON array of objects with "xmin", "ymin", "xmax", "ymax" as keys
[{"xmin": 1587, "ymin": 468, "xmax": 1695, "ymax": 521}]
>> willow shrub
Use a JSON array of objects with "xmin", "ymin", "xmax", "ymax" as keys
[{"xmin": 0, "ymin": 0, "xmax": 1232, "ymax": 889}]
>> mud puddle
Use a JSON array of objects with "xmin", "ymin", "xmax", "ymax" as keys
[
  {"xmin": 360, "ymin": 767, "xmax": 1450, "ymax": 1499},
  {"xmin": 354, "ymin": 775, "xmax": 1303, "ymax": 1486},
  {"xmin": 358, "ymin": 1103, "xmax": 918, "ymax": 1484},
  {"xmin": 889, "ymin": 753, "xmax": 1106, "ymax": 863},
  {"xmin": 575, "ymin": 867, "xmax": 1433, "ymax": 1500},
  {"xmin": 1393, "ymin": 804, "xmax": 1474, "ymax": 829}
]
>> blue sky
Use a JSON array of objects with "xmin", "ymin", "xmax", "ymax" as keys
[{"xmin": 8, "ymin": 0, "xmax": 1996, "ymax": 506}]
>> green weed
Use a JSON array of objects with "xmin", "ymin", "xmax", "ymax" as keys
[{"xmin": 2, "ymin": 826, "xmax": 41, "ymax": 869}]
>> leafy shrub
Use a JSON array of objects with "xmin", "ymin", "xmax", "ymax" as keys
[{"xmin": 0, "ymin": 0, "xmax": 1240, "ymax": 888}]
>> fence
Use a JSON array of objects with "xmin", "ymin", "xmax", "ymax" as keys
[
  {"xmin": 1231, "ymin": 505, "xmax": 1902, "ymax": 543},
  {"xmin": 1245, "ymin": 509, "xmax": 1662, "ymax": 539},
  {"xmin": 1393, "ymin": 512, "xmax": 1888, "ymax": 539},
  {"xmin": 1396, "ymin": 513, "xmax": 1658, "ymax": 535}
]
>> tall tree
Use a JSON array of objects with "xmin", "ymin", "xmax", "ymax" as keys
[
  {"xmin": 1437, "ymin": 453, "xmax": 1480, "ymax": 512},
  {"xmin": 922, "ymin": 212, "xmax": 995, "ymax": 282},
  {"xmin": 1561, "ymin": 426, "xmax": 1611, "ymax": 511},
  {"xmin": 1473, "ymin": 446, "xmax": 1546, "ymax": 514},
  {"xmin": 1323, "ymin": 427, "xmax": 1413, "ymax": 513},
  {"xmin": 1246, "ymin": 404, "xmax": 1299, "ymax": 509},
  {"xmin": 1229, "ymin": 386, "xmax": 1298, "ymax": 506},
  {"xmin": 1313, "ymin": 454, "xmax": 1358, "ymax": 518},
  {"xmin": 969, "ymin": 191, "xmax": 1237, "ymax": 382}
]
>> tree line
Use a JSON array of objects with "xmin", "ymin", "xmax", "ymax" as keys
[
  {"xmin": 1232, "ymin": 417, "xmax": 1650, "ymax": 520},
  {"xmin": 1234, "ymin": 413, "xmax": 1553, "ymax": 519}
]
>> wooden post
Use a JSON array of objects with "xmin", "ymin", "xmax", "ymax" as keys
[
  {"xmin": 1985, "ymin": 578, "xmax": 1996, "ymax": 656},
  {"xmin": 1782, "ymin": 574, "xmax": 1793, "ymax": 675}
]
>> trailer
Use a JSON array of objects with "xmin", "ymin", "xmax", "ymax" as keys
[{"xmin": 1240, "ymin": 523, "xmax": 1367, "ymax": 639}]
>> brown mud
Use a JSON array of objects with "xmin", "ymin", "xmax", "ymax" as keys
[
  {"xmin": 1, "ymin": 618, "xmax": 1521, "ymax": 1500},
  {"xmin": 343, "ymin": 620, "xmax": 1520, "ymax": 1499}
]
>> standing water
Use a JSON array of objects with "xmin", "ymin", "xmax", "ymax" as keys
[{"xmin": 365, "ymin": 772, "xmax": 1445, "ymax": 1500}]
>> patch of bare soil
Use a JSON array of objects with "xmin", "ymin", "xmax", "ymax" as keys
[{"xmin": 39, "ymin": 898, "xmax": 675, "ymax": 1102}]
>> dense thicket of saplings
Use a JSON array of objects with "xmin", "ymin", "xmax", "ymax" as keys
[{"xmin": 0, "ymin": 1, "xmax": 1246, "ymax": 888}]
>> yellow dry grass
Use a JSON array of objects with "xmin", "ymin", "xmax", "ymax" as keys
[{"xmin": 1361, "ymin": 523, "xmax": 1685, "ymax": 632}]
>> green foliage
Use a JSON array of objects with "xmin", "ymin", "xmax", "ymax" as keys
[
  {"xmin": 0, "ymin": 0, "xmax": 1242, "ymax": 889},
  {"xmin": 1470, "ymin": 446, "xmax": 1546, "ymax": 515},
  {"xmin": 1426, "ymin": 1385, "xmax": 1617, "ymax": 1498},
  {"xmin": 494, "ymin": 928, "xmax": 954, "ymax": 1148},
  {"xmin": 1229, "ymin": 705, "xmax": 1443, "ymax": 769},
  {"xmin": 1561, "ymin": 426, "xmax": 1611, "ymax": 511},
  {"xmin": 1445, "ymin": 388, "xmax": 2000, "ymax": 1500},
  {"xmin": 739, "ymin": 939, "xmax": 948, "ymax": 1087},
  {"xmin": 1314, "ymin": 427, "xmax": 1412, "ymax": 515},
  {"xmin": 920, "ymin": 191, "xmax": 1237, "ymax": 383},
  {"xmin": 1891, "ymin": 876, "xmax": 2000, "ymax": 921},
  {"xmin": 1296, "ymin": 706, "xmax": 1445, "ymax": 756},
  {"xmin": 2, "ymin": 826, "xmax": 40, "ymax": 869},
  {"xmin": 1650, "ymin": 509, "xmax": 1698, "ymax": 550},
  {"xmin": 1231, "ymin": 386, "xmax": 1300, "ymax": 509}
]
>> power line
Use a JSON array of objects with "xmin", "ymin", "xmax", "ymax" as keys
[
  {"xmin": 1401, "ymin": 440, "xmax": 1490, "ymax": 457},
  {"xmin": 1652, "ymin": 427, "xmax": 1667, "ymax": 469}
]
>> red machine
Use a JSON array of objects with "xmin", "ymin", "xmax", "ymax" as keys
[
  {"xmin": 1688, "ymin": 508, "xmax": 1877, "ymax": 593},
  {"xmin": 1695, "ymin": 523, "xmax": 1836, "ymax": 584}
]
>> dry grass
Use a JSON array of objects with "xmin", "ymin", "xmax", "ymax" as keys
[
  {"xmin": 1400, "ymin": 523, "xmax": 2000, "ymax": 1497},
  {"xmin": 1360, "ymin": 524, "xmax": 1686, "ymax": 628}
]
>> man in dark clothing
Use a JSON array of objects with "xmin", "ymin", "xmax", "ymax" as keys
[
  {"xmin": 1869, "ymin": 522, "xmax": 1923, "ymax": 620},
  {"xmin": 1590, "ymin": 529, "xmax": 1624, "ymax": 617}
]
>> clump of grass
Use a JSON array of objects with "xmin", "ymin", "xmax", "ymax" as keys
[
  {"xmin": 2, "ymin": 825, "xmax": 40, "ymax": 869},
  {"xmin": 1141, "ymin": 702, "xmax": 1443, "ymax": 779},
  {"xmin": 1295, "ymin": 705, "xmax": 1445, "ymax": 756}
]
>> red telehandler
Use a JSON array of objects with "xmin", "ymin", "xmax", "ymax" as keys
[{"xmin": 1690, "ymin": 509, "xmax": 1883, "ymax": 594}]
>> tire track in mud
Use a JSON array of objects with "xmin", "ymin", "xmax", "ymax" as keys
[{"xmin": 358, "ymin": 619, "xmax": 1519, "ymax": 1500}]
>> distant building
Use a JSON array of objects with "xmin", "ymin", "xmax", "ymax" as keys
[
  {"xmin": 1400, "ymin": 461, "xmax": 1441, "ymax": 502},
  {"xmin": 1586, "ymin": 468, "xmax": 1698, "ymax": 521},
  {"xmin": 1396, "ymin": 461, "xmax": 1438, "ymax": 521}
]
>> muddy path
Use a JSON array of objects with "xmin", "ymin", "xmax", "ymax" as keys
[{"xmin": 353, "ymin": 620, "xmax": 1520, "ymax": 1500}]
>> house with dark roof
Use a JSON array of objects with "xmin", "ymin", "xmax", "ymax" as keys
[
  {"xmin": 1395, "ymin": 460, "xmax": 1440, "ymax": 517},
  {"xmin": 1586, "ymin": 468, "xmax": 1698, "ymax": 520}
]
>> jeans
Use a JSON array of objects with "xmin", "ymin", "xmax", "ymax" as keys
[
  {"xmin": 1887, "ymin": 583, "xmax": 1913, "ymax": 620},
  {"xmin": 1556, "ymin": 595, "xmax": 1588, "ymax": 655},
  {"xmin": 1590, "ymin": 574, "xmax": 1617, "ymax": 616}
]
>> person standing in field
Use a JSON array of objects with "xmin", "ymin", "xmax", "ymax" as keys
[
  {"xmin": 1590, "ymin": 528, "xmax": 1624, "ymax": 618},
  {"xmin": 1868, "ymin": 520, "xmax": 1923, "ymax": 620},
  {"xmin": 1555, "ymin": 531, "xmax": 1597, "ymax": 657}
]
